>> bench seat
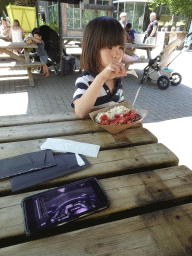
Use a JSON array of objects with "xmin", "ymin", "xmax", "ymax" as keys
[{"xmin": 0, "ymin": 61, "xmax": 41, "ymax": 69}]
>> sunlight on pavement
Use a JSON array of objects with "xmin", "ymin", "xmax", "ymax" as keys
[
  {"xmin": 144, "ymin": 117, "xmax": 192, "ymax": 170},
  {"xmin": 0, "ymin": 92, "xmax": 28, "ymax": 116},
  {"xmin": 0, "ymin": 76, "xmax": 29, "ymax": 81}
]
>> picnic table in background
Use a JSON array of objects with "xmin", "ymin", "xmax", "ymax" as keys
[
  {"xmin": 0, "ymin": 41, "xmax": 41, "ymax": 86},
  {"xmin": 0, "ymin": 112, "xmax": 192, "ymax": 255},
  {"xmin": 126, "ymin": 43, "xmax": 157, "ymax": 59},
  {"xmin": 63, "ymin": 36, "xmax": 82, "ymax": 47}
]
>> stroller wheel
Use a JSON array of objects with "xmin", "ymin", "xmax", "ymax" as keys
[
  {"xmin": 140, "ymin": 78, "xmax": 144, "ymax": 84},
  {"xmin": 170, "ymin": 72, "xmax": 182, "ymax": 86},
  {"xmin": 157, "ymin": 75, "xmax": 170, "ymax": 90}
]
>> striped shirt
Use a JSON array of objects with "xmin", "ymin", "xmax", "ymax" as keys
[{"xmin": 71, "ymin": 71, "xmax": 124, "ymax": 109}]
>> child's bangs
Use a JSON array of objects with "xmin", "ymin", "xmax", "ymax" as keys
[{"xmin": 98, "ymin": 21, "xmax": 125, "ymax": 49}]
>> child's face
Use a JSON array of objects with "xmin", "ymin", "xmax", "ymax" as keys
[
  {"xmin": 34, "ymin": 34, "xmax": 41, "ymax": 40},
  {"xmin": 99, "ymin": 45, "xmax": 124, "ymax": 69}
]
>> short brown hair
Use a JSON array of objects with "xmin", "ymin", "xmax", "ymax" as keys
[
  {"xmin": 80, "ymin": 16, "xmax": 126, "ymax": 74},
  {"xmin": 13, "ymin": 19, "xmax": 20, "ymax": 27}
]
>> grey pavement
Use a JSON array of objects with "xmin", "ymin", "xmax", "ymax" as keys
[{"xmin": 0, "ymin": 49, "xmax": 192, "ymax": 169}]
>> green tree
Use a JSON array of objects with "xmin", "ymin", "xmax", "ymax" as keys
[
  {"xmin": 0, "ymin": 0, "xmax": 15, "ymax": 17},
  {"xmin": 149, "ymin": 0, "xmax": 192, "ymax": 29},
  {"xmin": 0, "ymin": 0, "xmax": 35, "ymax": 17}
]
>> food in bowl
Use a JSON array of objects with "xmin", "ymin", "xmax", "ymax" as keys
[{"xmin": 95, "ymin": 105, "xmax": 141, "ymax": 125}]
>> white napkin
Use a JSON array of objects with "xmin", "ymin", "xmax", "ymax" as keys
[{"xmin": 40, "ymin": 138, "xmax": 100, "ymax": 158}]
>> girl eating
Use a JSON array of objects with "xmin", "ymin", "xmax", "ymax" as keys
[{"xmin": 71, "ymin": 16, "xmax": 127, "ymax": 118}]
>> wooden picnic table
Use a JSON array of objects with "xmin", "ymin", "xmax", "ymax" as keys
[
  {"xmin": 0, "ymin": 112, "xmax": 192, "ymax": 255},
  {"xmin": 62, "ymin": 36, "xmax": 82, "ymax": 46},
  {"xmin": 0, "ymin": 41, "xmax": 41, "ymax": 86},
  {"xmin": 126, "ymin": 43, "xmax": 156, "ymax": 59}
]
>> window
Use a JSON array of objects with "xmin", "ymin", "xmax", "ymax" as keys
[
  {"xmin": 82, "ymin": 9, "xmax": 95, "ymax": 29},
  {"xmin": 67, "ymin": 3, "xmax": 81, "ymax": 29},
  {"xmin": 82, "ymin": 9, "xmax": 108, "ymax": 29},
  {"xmin": 48, "ymin": 4, "xmax": 58, "ymax": 24}
]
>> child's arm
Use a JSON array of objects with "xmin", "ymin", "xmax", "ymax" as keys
[
  {"xmin": 33, "ymin": 38, "xmax": 42, "ymax": 44},
  {"xmin": 21, "ymin": 28, "xmax": 25, "ymax": 39},
  {"xmin": 9, "ymin": 27, "xmax": 12, "ymax": 40},
  {"xmin": 74, "ymin": 62, "xmax": 127, "ymax": 118}
]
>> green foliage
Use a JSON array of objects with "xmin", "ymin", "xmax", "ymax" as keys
[
  {"xmin": 47, "ymin": 21, "xmax": 59, "ymax": 34},
  {"xmin": 160, "ymin": 14, "xmax": 172, "ymax": 24},
  {"xmin": 0, "ymin": 0, "xmax": 35, "ymax": 17},
  {"xmin": 0, "ymin": 0, "xmax": 15, "ymax": 17},
  {"xmin": 149, "ymin": 0, "xmax": 192, "ymax": 18},
  {"xmin": 38, "ymin": 14, "xmax": 59, "ymax": 34}
]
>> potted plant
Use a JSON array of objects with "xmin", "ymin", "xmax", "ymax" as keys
[
  {"xmin": 164, "ymin": 22, "xmax": 172, "ymax": 32},
  {"xmin": 158, "ymin": 21, "xmax": 164, "ymax": 31},
  {"xmin": 176, "ymin": 20, "xmax": 185, "ymax": 31}
]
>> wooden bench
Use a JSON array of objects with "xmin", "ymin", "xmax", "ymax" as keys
[
  {"xmin": 0, "ymin": 42, "xmax": 39, "ymax": 86},
  {"xmin": 0, "ymin": 61, "xmax": 41, "ymax": 69},
  {"xmin": 0, "ymin": 52, "xmax": 36, "ymax": 59}
]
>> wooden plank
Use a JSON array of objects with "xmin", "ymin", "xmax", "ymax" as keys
[
  {"xmin": 0, "ymin": 165, "xmax": 190, "ymax": 243},
  {"xmin": 0, "ymin": 119, "xmax": 142, "ymax": 143},
  {"xmin": 0, "ymin": 143, "xmax": 178, "ymax": 195},
  {"xmin": 0, "ymin": 42, "xmax": 37, "ymax": 49},
  {"xmin": 1, "ymin": 202, "xmax": 192, "ymax": 256},
  {"xmin": 0, "ymin": 49, "xmax": 25, "ymax": 63},
  {"xmin": 0, "ymin": 127, "xmax": 157, "ymax": 160},
  {"xmin": 0, "ymin": 62, "xmax": 41, "ymax": 68},
  {"xmin": 0, "ymin": 112, "xmax": 81, "ymax": 127}
]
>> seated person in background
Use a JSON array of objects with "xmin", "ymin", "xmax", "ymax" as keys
[
  {"xmin": 0, "ymin": 19, "xmax": 11, "ymax": 39},
  {"xmin": 9, "ymin": 20, "xmax": 25, "ymax": 53},
  {"xmin": 126, "ymin": 23, "xmax": 137, "ymax": 44},
  {"xmin": 123, "ymin": 23, "xmax": 144, "ymax": 66},
  {"xmin": 0, "ymin": 18, "xmax": 11, "ymax": 54},
  {"xmin": 9, "ymin": 19, "xmax": 25, "ymax": 42}
]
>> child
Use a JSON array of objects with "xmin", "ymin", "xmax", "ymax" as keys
[
  {"xmin": 9, "ymin": 19, "xmax": 25, "ymax": 43},
  {"xmin": 9, "ymin": 19, "xmax": 25, "ymax": 53},
  {"xmin": 33, "ymin": 31, "xmax": 50, "ymax": 77},
  {"xmin": 71, "ymin": 16, "xmax": 127, "ymax": 118}
]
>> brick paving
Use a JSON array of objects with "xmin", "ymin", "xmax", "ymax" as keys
[{"xmin": 0, "ymin": 50, "xmax": 191, "ymax": 123}]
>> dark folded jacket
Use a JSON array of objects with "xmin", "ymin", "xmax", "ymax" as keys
[
  {"xmin": 0, "ymin": 150, "xmax": 56, "ymax": 179},
  {"xmin": 10, "ymin": 153, "xmax": 90, "ymax": 192}
]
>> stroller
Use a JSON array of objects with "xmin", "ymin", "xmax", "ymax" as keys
[
  {"xmin": 140, "ymin": 32, "xmax": 192, "ymax": 90},
  {"xmin": 32, "ymin": 25, "xmax": 67, "ymax": 75}
]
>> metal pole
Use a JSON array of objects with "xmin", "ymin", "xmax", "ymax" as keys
[
  {"xmin": 58, "ymin": 0, "xmax": 63, "ymax": 74},
  {"xmin": 132, "ymin": 1, "xmax": 135, "ymax": 28},
  {"xmin": 36, "ymin": 2, "xmax": 39, "ymax": 27}
]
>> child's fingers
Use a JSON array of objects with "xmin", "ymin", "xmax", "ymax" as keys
[
  {"xmin": 107, "ymin": 62, "xmax": 127, "ymax": 74},
  {"xmin": 106, "ymin": 66, "xmax": 116, "ymax": 71}
]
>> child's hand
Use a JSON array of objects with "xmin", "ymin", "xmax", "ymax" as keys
[{"xmin": 100, "ymin": 62, "xmax": 127, "ymax": 81}]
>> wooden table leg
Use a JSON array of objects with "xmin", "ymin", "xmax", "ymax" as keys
[
  {"xmin": 147, "ymin": 49, "xmax": 151, "ymax": 59},
  {"xmin": 27, "ymin": 67, "xmax": 34, "ymax": 86},
  {"xmin": 24, "ymin": 48, "xmax": 35, "ymax": 87}
]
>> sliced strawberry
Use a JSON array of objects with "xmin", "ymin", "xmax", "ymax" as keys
[
  {"xmin": 128, "ymin": 110, "xmax": 136, "ymax": 115},
  {"xmin": 123, "ymin": 112, "xmax": 130, "ymax": 117},
  {"xmin": 105, "ymin": 119, "xmax": 110, "ymax": 125},
  {"xmin": 114, "ymin": 114, "xmax": 120, "ymax": 119},
  {"xmin": 118, "ymin": 117, "xmax": 127, "ymax": 124},
  {"xmin": 100, "ymin": 114, "xmax": 108, "ymax": 121}
]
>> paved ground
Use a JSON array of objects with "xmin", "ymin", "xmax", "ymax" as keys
[{"xmin": 0, "ymin": 49, "xmax": 192, "ymax": 169}]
